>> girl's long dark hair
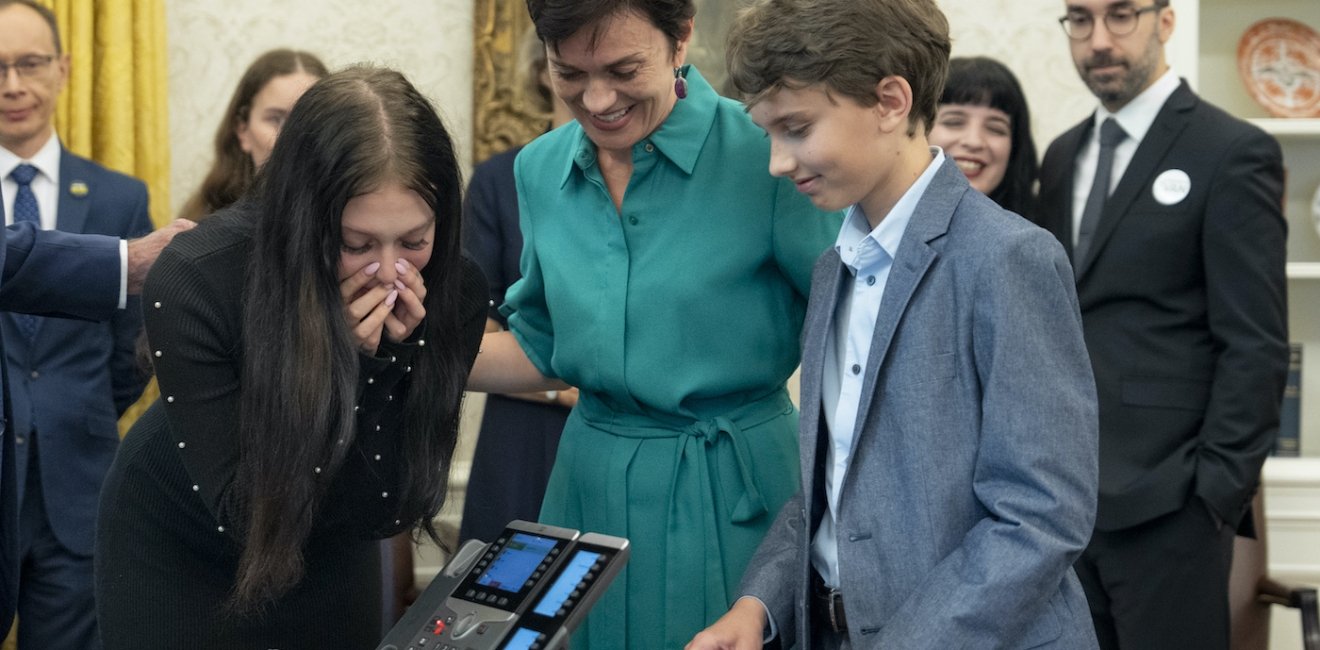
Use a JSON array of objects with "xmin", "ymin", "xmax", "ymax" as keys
[
  {"xmin": 179, "ymin": 49, "xmax": 328, "ymax": 222},
  {"xmin": 940, "ymin": 57, "xmax": 1039, "ymax": 217},
  {"xmin": 231, "ymin": 66, "xmax": 467, "ymax": 611}
]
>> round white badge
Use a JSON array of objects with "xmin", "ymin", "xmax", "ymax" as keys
[{"xmin": 1152, "ymin": 169, "xmax": 1191, "ymax": 205}]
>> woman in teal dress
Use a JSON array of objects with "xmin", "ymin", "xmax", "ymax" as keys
[{"xmin": 467, "ymin": 1, "xmax": 840, "ymax": 647}]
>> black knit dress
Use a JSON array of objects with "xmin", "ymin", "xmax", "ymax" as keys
[{"xmin": 94, "ymin": 208, "xmax": 486, "ymax": 649}]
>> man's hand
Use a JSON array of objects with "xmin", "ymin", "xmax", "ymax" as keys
[
  {"xmin": 686, "ymin": 597, "xmax": 768, "ymax": 650},
  {"xmin": 126, "ymin": 219, "xmax": 196, "ymax": 294}
]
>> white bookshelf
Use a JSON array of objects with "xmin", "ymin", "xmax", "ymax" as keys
[{"xmin": 1184, "ymin": 3, "xmax": 1320, "ymax": 647}]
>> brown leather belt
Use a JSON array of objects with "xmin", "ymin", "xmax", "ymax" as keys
[{"xmin": 811, "ymin": 572, "xmax": 848, "ymax": 634}]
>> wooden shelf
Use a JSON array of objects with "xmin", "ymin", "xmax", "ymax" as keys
[{"xmin": 1250, "ymin": 118, "xmax": 1320, "ymax": 137}]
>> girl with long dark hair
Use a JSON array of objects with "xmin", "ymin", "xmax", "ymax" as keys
[{"xmin": 95, "ymin": 66, "xmax": 487, "ymax": 649}]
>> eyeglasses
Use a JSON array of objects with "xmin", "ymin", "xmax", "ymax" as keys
[
  {"xmin": 1058, "ymin": 3, "xmax": 1166, "ymax": 41},
  {"xmin": 0, "ymin": 55, "xmax": 55, "ymax": 79}
]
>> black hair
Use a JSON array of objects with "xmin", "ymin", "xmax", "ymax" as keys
[
  {"xmin": 231, "ymin": 65, "xmax": 467, "ymax": 611},
  {"xmin": 526, "ymin": 0, "xmax": 694, "ymax": 55},
  {"xmin": 940, "ymin": 57, "xmax": 1038, "ymax": 216}
]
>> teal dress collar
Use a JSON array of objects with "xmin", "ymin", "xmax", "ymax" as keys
[{"xmin": 558, "ymin": 64, "xmax": 717, "ymax": 188}]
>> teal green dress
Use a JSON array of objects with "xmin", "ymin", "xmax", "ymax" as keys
[{"xmin": 504, "ymin": 66, "xmax": 841, "ymax": 649}]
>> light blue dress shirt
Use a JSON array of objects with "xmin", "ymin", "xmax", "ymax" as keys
[{"xmin": 812, "ymin": 148, "xmax": 946, "ymax": 588}]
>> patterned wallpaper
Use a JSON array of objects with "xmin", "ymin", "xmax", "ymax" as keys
[
  {"xmin": 165, "ymin": 0, "xmax": 473, "ymax": 218},
  {"xmin": 942, "ymin": 0, "xmax": 1099, "ymax": 156},
  {"xmin": 163, "ymin": 1, "xmax": 1206, "ymax": 221}
]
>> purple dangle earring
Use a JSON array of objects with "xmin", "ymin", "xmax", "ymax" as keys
[{"xmin": 674, "ymin": 66, "xmax": 688, "ymax": 100}]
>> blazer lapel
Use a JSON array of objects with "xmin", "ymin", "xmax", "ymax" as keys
[
  {"xmin": 1074, "ymin": 82, "xmax": 1196, "ymax": 280},
  {"xmin": 799, "ymin": 250, "xmax": 845, "ymax": 521},
  {"xmin": 1044, "ymin": 119, "xmax": 1092, "ymax": 260},
  {"xmin": 847, "ymin": 160, "xmax": 961, "ymax": 462},
  {"xmin": 56, "ymin": 150, "xmax": 92, "ymax": 234}
]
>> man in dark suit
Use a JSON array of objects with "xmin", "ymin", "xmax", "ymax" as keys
[
  {"xmin": 1038, "ymin": 1, "xmax": 1289, "ymax": 647},
  {"xmin": 0, "ymin": 1, "xmax": 153, "ymax": 646},
  {"xmin": 0, "ymin": 206, "xmax": 187, "ymax": 645}
]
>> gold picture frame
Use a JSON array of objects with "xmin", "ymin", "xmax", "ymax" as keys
[{"xmin": 472, "ymin": 0, "xmax": 546, "ymax": 164}]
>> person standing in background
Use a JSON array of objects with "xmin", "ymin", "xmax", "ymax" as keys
[
  {"xmin": 929, "ymin": 56, "xmax": 1039, "ymax": 219},
  {"xmin": 0, "ymin": 1, "xmax": 153, "ymax": 647},
  {"xmin": 1, "ymin": 197, "xmax": 187, "ymax": 650},
  {"xmin": 1038, "ymin": 1, "xmax": 1288, "ymax": 647},
  {"xmin": 459, "ymin": 27, "xmax": 576, "ymax": 546},
  {"xmin": 178, "ymin": 48, "xmax": 326, "ymax": 222}
]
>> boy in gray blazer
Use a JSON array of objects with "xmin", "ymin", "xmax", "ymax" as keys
[{"xmin": 687, "ymin": 0, "xmax": 1101, "ymax": 647}]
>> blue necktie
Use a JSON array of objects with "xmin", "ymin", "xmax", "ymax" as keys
[{"xmin": 10, "ymin": 163, "xmax": 42, "ymax": 339}]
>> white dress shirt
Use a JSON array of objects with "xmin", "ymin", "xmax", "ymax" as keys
[
  {"xmin": 1070, "ymin": 68, "xmax": 1181, "ymax": 245},
  {"xmin": 2, "ymin": 132, "xmax": 130, "ymax": 309},
  {"xmin": 1, "ymin": 133, "xmax": 62, "ymax": 230}
]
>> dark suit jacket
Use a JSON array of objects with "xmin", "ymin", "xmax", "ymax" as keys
[
  {"xmin": 463, "ymin": 145, "xmax": 523, "ymax": 326},
  {"xmin": 742, "ymin": 158, "xmax": 1100, "ymax": 648},
  {"xmin": 1, "ymin": 214, "xmax": 121, "ymax": 634},
  {"xmin": 3, "ymin": 150, "xmax": 152, "ymax": 556},
  {"xmin": 1037, "ymin": 81, "xmax": 1288, "ymax": 533}
]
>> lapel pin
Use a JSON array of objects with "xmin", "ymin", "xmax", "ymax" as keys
[
  {"xmin": 69, "ymin": 181, "xmax": 89, "ymax": 197},
  {"xmin": 1152, "ymin": 169, "xmax": 1190, "ymax": 206}
]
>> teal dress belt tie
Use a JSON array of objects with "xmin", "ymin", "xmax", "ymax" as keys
[{"xmin": 574, "ymin": 390, "xmax": 793, "ymax": 649}]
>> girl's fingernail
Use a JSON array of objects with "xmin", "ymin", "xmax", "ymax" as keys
[
  {"xmin": 364, "ymin": 262, "xmax": 381, "ymax": 276},
  {"xmin": 394, "ymin": 279, "xmax": 406, "ymax": 291},
  {"xmin": 386, "ymin": 289, "xmax": 398, "ymax": 307},
  {"xmin": 395, "ymin": 259, "xmax": 408, "ymax": 275}
]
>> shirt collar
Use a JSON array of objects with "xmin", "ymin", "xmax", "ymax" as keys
[
  {"xmin": 1095, "ymin": 67, "xmax": 1179, "ymax": 146},
  {"xmin": 1, "ymin": 132, "xmax": 61, "ymax": 183},
  {"xmin": 834, "ymin": 148, "xmax": 945, "ymax": 273},
  {"xmin": 559, "ymin": 64, "xmax": 717, "ymax": 187}
]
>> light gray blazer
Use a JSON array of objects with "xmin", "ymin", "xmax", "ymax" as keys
[{"xmin": 741, "ymin": 159, "xmax": 1101, "ymax": 649}]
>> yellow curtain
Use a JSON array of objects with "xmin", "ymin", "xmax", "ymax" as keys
[
  {"xmin": 48, "ymin": 0, "xmax": 171, "ymax": 224},
  {"xmin": 48, "ymin": 0, "xmax": 170, "ymax": 436},
  {"xmin": 5, "ymin": 0, "xmax": 168, "ymax": 644},
  {"xmin": 4, "ymin": 0, "xmax": 169, "ymax": 644}
]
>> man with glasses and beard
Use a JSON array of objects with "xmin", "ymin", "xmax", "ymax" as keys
[{"xmin": 1037, "ymin": 1, "xmax": 1288, "ymax": 648}]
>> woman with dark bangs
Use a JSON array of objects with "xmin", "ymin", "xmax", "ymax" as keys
[{"xmin": 930, "ymin": 56, "xmax": 1040, "ymax": 219}]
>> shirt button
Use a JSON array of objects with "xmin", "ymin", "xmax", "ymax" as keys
[
  {"xmin": 851, "ymin": 364, "xmax": 861, "ymax": 375},
  {"xmin": 29, "ymin": 370, "xmax": 38, "ymax": 380},
  {"xmin": 866, "ymin": 275, "xmax": 876, "ymax": 286},
  {"xmin": 644, "ymin": 143, "xmax": 654, "ymax": 153},
  {"xmin": 628, "ymin": 216, "xmax": 639, "ymax": 225}
]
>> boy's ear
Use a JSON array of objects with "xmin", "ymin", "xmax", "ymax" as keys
[{"xmin": 872, "ymin": 76, "xmax": 914, "ymax": 134}]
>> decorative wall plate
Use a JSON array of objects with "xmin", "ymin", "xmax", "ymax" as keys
[{"xmin": 1238, "ymin": 18, "xmax": 1320, "ymax": 118}]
